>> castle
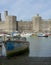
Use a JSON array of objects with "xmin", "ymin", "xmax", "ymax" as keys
[
  {"xmin": 18, "ymin": 14, "xmax": 51, "ymax": 33},
  {"xmin": 32, "ymin": 14, "xmax": 51, "ymax": 33},
  {"xmin": 0, "ymin": 11, "xmax": 51, "ymax": 33},
  {"xmin": 0, "ymin": 11, "xmax": 17, "ymax": 33}
]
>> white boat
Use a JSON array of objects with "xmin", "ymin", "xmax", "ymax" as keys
[
  {"xmin": 37, "ymin": 33, "xmax": 48, "ymax": 37},
  {"xmin": 20, "ymin": 32, "xmax": 32, "ymax": 37}
]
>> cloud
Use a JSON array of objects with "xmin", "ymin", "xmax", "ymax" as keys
[
  {"xmin": 0, "ymin": 0, "xmax": 15, "ymax": 5},
  {"xmin": 0, "ymin": 0, "xmax": 51, "ymax": 20}
]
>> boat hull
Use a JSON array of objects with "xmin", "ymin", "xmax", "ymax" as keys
[{"xmin": 38, "ymin": 35, "xmax": 48, "ymax": 37}]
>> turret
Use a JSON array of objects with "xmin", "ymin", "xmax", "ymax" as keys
[
  {"xmin": 0, "ymin": 13, "xmax": 1, "ymax": 21},
  {"xmin": 4, "ymin": 11, "xmax": 8, "ymax": 17}
]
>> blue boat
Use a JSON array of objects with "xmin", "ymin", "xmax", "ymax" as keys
[{"xmin": 37, "ymin": 33, "xmax": 48, "ymax": 37}]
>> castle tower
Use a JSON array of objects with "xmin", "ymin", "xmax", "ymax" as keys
[
  {"xmin": 32, "ymin": 14, "xmax": 42, "ymax": 32},
  {"xmin": 48, "ymin": 19, "xmax": 51, "ymax": 33},
  {"xmin": 4, "ymin": 11, "xmax": 8, "ymax": 17},
  {"xmin": 0, "ymin": 13, "xmax": 1, "ymax": 21},
  {"xmin": 5, "ymin": 15, "xmax": 17, "ymax": 33}
]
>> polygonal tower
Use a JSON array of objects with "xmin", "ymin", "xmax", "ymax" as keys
[
  {"xmin": 32, "ymin": 14, "xmax": 42, "ymax": 33},
  {"xmin": 4, "ymin": 11, "xmax": 17, "ymax": 33}
]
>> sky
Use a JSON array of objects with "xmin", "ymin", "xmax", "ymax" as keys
[{"xmin": 0, "ymin": 0, "xmax": 51, "ymax": 21}]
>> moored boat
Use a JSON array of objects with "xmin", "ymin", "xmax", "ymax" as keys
[
  {"xmin": 0, "ymin": 36, "xmax": 29, "ymax": 58},
  {"xmin": 20, "ymin": 32, "xmax": 32, "ymax": 37},
  {"xmin": 37, "ymin": 33, "xmax": 48, "ymax": 37}
]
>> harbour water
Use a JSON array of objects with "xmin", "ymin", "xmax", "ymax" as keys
[
  {"xmin": 0, "ymin": 36, "xmax": 51, "ymax": 65},
  {"xmin": 0, "ymin": 36, "xmax": 51, "ymax": 57},
  {"xmin": 27, "ymin": 36, "xmax": 51, "ymax": 57}
]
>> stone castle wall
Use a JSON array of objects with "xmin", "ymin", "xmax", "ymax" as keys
[
  {"xmin": 0, "ymin": 11, "xmax": 51, "ymax": 33},
  {"xmin": 18, "ymin": 20, "xmax": 33, "ymax": 32}
]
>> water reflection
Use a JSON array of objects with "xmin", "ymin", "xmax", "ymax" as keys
[{"xmin": 27, "ymin": 36, "xmax": 51, "ymax": 57}]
